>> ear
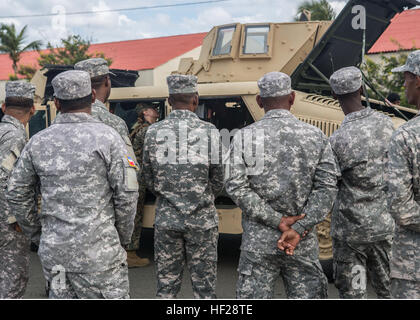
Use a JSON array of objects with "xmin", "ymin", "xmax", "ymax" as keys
[
  {"xmin": 416, "ymin": 75, "xmax": 420, "ymax": 89},
  {"xmin": 54, "ymin": 98, "xmax": 61, "ymax": 112},
  {"xmin": 1, "ymin": 103, "xmax": 6, "ymax": 114},
  {"xmin": 91, "ymin": 89, "xmax": 97, "ymax": 103},
  {"xmin": 29, "ymin": 105, "xmax": 36, "ymax": 117},
  {"xmin": 256, "ymin": 95, "xmax": 264, "ymax": 109},
  {"xmin": 289, "ymin": 91, "xmax": 296, "ymax": 106},
  {"xmin": 106, "ymin": 76, "xmax": 111, "ymax": 88},
  {"xmin": 193, "ymin": 93, "xmax": 199, "ymax": 106}
]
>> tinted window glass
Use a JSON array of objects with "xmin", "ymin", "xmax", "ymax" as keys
[{"xmin": 213, "ymin": 26, "xmax": 235, "ymax": 56}]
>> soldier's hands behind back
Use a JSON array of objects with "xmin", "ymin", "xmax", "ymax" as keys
[
  {"xmin": 279, "ymin": 214, "xmax": 305, "ymax": 232},
  {"xmin": 277, "ymin": 229, "xmax": 301, "ymax": 256}
]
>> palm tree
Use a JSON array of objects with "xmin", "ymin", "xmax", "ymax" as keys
[
  {"xmin": 295, "ymin": 0, "xmax": 336, "ymax": 21},
  {"xmin": 0, "ymin": 24, "xmax": 42, "ymax": 77}
]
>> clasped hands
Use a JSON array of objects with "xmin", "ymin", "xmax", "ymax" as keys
[{"xmin": 277, "ymin": 214, "xmax": 309, "ymax": 256}]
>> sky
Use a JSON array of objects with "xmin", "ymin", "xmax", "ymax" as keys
[{"xmin": 0, "ymin": 0, "xmax": 349, "ymax": 46}]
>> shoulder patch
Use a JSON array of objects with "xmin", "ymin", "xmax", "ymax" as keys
[{"xmin": 126, "ymin": 156, "xmax": 138, "ymax": 169}]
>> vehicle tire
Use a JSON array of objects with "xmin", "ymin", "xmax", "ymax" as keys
[{"xmin": 320, "ymin": 258, "xmax": 334, "ymax": 283}]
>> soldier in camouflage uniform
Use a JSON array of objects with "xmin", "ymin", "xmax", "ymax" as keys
[
  {"xmin": 329, "ymin": 67, "xmax": 394, "ymax": 299},
  {"xmin": 125, "ymin": 105, "xmax": 159, "ymax": 263},
  {"xmin": 74, "ymin": 58, "xmax": 145, "ymax": 267},
  {"xmin": 387, "ymin": 50, "xmax": 420, "ymax": 299},
  {"xmin": 0, "ymin": 81, "xmax": 36, "ymax": 299},
  {"xmin": 225, "ymin": 72, "xmax": 339, "ymax": 299},
  {"xmin": 6, "ymin": 71, "xmax": 138, "ymax": 299},
  {"xmin": 142, "ymin": 74, "xmax": 224, "ymax": 299}
]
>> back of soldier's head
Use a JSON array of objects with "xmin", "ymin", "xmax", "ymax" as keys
[
  {"xmin": 4, "ymin": 81, "xmax": 36, "ymax": 113},
  {"xmin": 330, "ymin": 66, "xmax": 363, "ymax": 102},
  {"xmin": 257, "ymin": 72, "xmax": 294, "ymax": 110},
  {"xmin": 52, "ymin": 70, "xmax": 93, "ymax": 112},
  {"xmin": 167, "ymin": 74, "xmax": 198, "ymax": 108},
  {"xmin": 74, "ymin": 58, "xmax": 114, "ymax": 91}
]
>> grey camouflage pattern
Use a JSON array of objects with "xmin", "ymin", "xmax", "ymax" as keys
[
  {"xmin": 154, "ymin": 226, "xmax": 218, "ymax": 299},
  {"xmin": 5, "ymin": 81, "xmax": 35, "ymax": 100},
  {"xmin": 167, "ymin": 74, "xmax": 198, "ymax": 94},
  {"xmin": 236, "ymin": 251, "xmax": 328, "ymax": 299},
  {"xmin": 43, "ymin": 263, "xmax": 130, "ymax": 299},
  {"xmin": 143, "ymin": 109, "xmax": 224, "ymax": 231},
  {"xmin": 125, "ymin": 122, "xmax": 150, "ymax": 251},
  {"xmin": 91, "ymin": 99, "xmax": 139, "ymax": 170},
  {"xmin": 387, "ymin": 116, "xmax": 420, "ymax": 284},
  {"xmin": 257, "ymin": 72, "xmax": 292, "ymax": 98},
  {"xmin": 0, "ymin": 223, "xmax": 30, "ymax": 299},
  {"xmin": 329, "ymin": 66, "xmax": 363, "ymax": 95},
  {"xmin": 391, "ymin": 279, "xmax": 420, "ymax": 299},
  {"xmin": 52, "ymin": 70, "xmax": 91, "ymax": 100},
  {"xmin": 329, "ymin": 107, "xmax": 395, "ymax": 242},
  {"xmin": 0, "ymin": 115, "xmax": 27, "ymax": 224},
  {"xmin": 226, "ymin": 109, "xmax": 339, "ymax": 255},
  {"xmin": 74, "ymin": 58, "xmax": 115, "ymax": 78},
  {"xmin": 332, "ymin": 238, "xmax": 391, "ymax": 299},
  {"xmin": 6, "ymin": 112, "xmax": 138, "ymax": 273},
  {"xmin": 392, "ymin": 49, "xmax": 420, "ymax": 76},
  {"xmin": 226, "ymin": 108, "xmax": 338, "ymax": 298},
  {"xmin": 0, "ymin": 115, "xmax": 30, "ymax": 299}
]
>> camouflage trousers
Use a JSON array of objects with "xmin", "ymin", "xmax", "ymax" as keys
[
  {"xmin": 154, "ymin": 226, "xmax": 218, "ymax": 299},
  {"xmin": 125, "ymin": 185, "xmax": 146, "ymax": 252},
  {"xmin": 42, "ymin": 263, "xmax": 130, "ymax": 299},
  {"xmin": 332, "ymin": 238, "xmax": 391, "ymax": 299},
  {"xmin": 391, "ymin": 279, "xmax": 420, "ymax": 299},
  {"xmin": 0, "ymin": 223, "xmax": 30, "ymax": 299},
  {"xmin": 236, "ymin": 250, "xmax": 328, "ymax": 299}
]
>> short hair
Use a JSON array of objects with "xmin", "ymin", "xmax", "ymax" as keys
[
  {"xmin": 336, "ymin": 88, "xmax": 361, "ymax": 100},
  {"xmin": 91, "ymin": 74, "xmax": 109, "ymax": 90},
  {"xmin": 57, "ymin": 94, "xmax": 92, "ymax": 111},
  {"xmin": 260, "ymin": 94, "xmax": 291, "ymax": 107},
  {"xmin": 387, "ymin": 93, "xmax": 401, "ymax": 103},
  {"xmin": 5, "ymin": 97, "xmax": 34, "ymax": 110},
  {"xmin": 169, "ymin": 93, "xmax": 197, "ymax": 105}
]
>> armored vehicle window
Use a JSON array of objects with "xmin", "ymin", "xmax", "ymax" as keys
[
  {"xmin": 28, "ymin": 110, "xmax": 48, "ymax": 138},
  {"xmin": 243, "ymin": 25, "xmax": 269, "ymax": 54},
  {"xmin": 213, "ymin": 26, "xmax": 236, "ymax": 56}
]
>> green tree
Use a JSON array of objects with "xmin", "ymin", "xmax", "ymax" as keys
[
  {"xmin": 0, "ymin": 24, "xmax": 42, "ymax": 77},
  {"xmin": 38, "ymin": 35, "xmax": 112, "ymax": 67},
  {"xmin": 362, "ymin": 40, "xmax": 417, "ymax": 109},
  {"xmin": 295, "ymin": 0, "xmax": 336, "ymax": 21}
]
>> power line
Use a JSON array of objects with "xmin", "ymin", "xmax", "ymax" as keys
[{"xmin": 0, "ymin": 0, "xmax": 229, "ymax": 19}]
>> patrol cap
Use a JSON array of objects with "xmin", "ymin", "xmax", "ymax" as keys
[
  {"xmin": 330, "ymin": 66, "xmax": 363, "ymax": 95},
  {"xmin": 167, "ymin": 74, "xmax": 198, "ymax": 94},
  {"xmin": 74, "ymin": 58, "xmax": 115, "ymax": 78},
  {"xmin": 392, "ymin": 50, "xmax": 420, "ymax": 76},
  {"xmin": 258, "ymin": 72, "xmax": 292, "ymax": 98},
  {"xmin": 5, "ymin": 80, "xmax": 36, "ymax": 100},
  {"xmin": 52, "ymin": 70, "xmax": 92, "ymax": 100}
]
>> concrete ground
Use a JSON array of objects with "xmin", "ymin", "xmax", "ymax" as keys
[{"xmin": 23, "ymin": 228, "xmax": 376, "ymax": 299}]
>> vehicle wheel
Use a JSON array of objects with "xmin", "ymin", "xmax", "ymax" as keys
[{"xmin": 320, "ymin": 258, "xmax": 334, "ymax": 283}]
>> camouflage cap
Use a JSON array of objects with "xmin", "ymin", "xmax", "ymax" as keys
[
  {"xmin": 258, "ymin": 72, "xmax": 292, "ymax": 98},
  {"xmin": 5, "ymin": 80, "xmax": 36, "ymax": 100},
  {"xmin": 392, "ymin": 50, "xmax": 420, "ymax": 76},
  {"xmin": 52, "ymin": 70, "xmax": 92, "ymax": 100},
  {"xmin": 74, "ymin": 58, "xmax": 115, "ymax": 78},
  {"xmin": 330, "ymin": 66, "xmax": 363, "ymax": 95},
  {"xmin": 167, "ymin": 74, "xmax": 198, "ymax": 94}
]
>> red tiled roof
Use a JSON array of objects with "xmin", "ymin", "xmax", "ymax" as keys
[
  {"xmin": 0, "ymin": 32, "xmax": 207, "ymax": 80},
  {"xmin": 369, "ymin": 8, "xmax": 420, "ymax": 54}
]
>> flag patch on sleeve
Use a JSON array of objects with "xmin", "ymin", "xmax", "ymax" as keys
[{"xmin": 126, "ymin": 156, "xmax": 137, "ymax": 169}]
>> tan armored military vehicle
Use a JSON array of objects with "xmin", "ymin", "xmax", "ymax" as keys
[{"xmin": 26, "ymin": 0, "xmax": 418, "ymax": 277}]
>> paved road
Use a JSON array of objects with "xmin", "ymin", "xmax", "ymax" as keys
[{"xmin": 23, "ymin": 228, "xmax": 376, "ymax": 299}]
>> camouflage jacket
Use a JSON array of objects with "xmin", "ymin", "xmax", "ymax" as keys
[
  {"xmin": 329, "ymin": 107, "xmax": 395, "ymax": 243},
  {"xmin": 387, "ymin": 115, "xmax": 420, "ymax": 281},
  {"xmin": 91, "ymin": 99, "xmax": 138, "ymax": 166},
  {"xmin": 130, "ymin": 121, "xmax": 151, "ymax": 187},
  {"xmin": 226, "ymin": 109, "xmax": 339, "ymax": 257},
  {"xmin": 6, "ymin": 112, "xmax": 139, "ymax": 273},
  {"xmin": 143, "ymin": 109, "xmax": 224, "ymax": 231},
  {"xmin": 0, "ymin": 115, "xmax": 27, "ymax": 225}
]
